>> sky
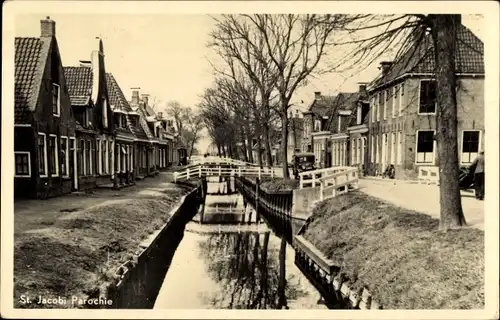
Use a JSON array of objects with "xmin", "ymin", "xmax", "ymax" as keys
[{"xmin": 15, "ymin": 13, "xmax": 484, "ymax": 153}]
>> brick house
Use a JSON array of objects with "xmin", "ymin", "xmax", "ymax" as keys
[
  {"xmin": 302, "ymin": 92, "xmax": 336, "ymax": 168},
  {"xmin": 346, "ymin": 83, "xmax": 371, "ymax": 174},
  {"xmin": 14, "ymin": 17, "xmax": 76, "ymax": 199},
  {"xmin": 64, "ymin": 38, "xmax": 116, "ymax": 190},
  {"xmin": 366, "ymin": 23, "xmax": 484, "ymax": 179},
  {"xmin": 106, "ymin": 73, "xmax": 144, "ymax": 185},
  {"xmin": 328, "ymin": 84, "xmax": 367, "ymax": 170}
]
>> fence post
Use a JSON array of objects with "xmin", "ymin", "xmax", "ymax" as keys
[
  {"xmin": 219, "ymin": 166, "xmax": 222, "ymax": 176},
  {"xmin": 199, "ymin": 166, "xmax": 202, "ymax": 177},
  {"xmin": 174, "ymin": 172, "xmax": 177, "ymax": 183},
  {"xmin": 320, "ymin": 181, "xmax": 324, "ymax": 201},
  {"xmin": 187, "ymin": 168, "xmax": 190, "ymax": 179},
  {"xmin": 258, "ymin": 167, "xmax": 262, "ymax": 180},
  {"xmin": 238, "ymin": 167, "xmax": 241, "ymax": 177}
]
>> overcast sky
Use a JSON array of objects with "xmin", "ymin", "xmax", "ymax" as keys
[{"xmin": 15, "ymin": 13, "xmax": 484, "ymax": 152}]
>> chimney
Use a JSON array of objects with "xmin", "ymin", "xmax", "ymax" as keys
[
  {"xmin": 131, "ymin": 87, "xmax": 140, "ymax": 105},
  {"xmin": 379, "ymin": 61, "xmax": 393, "ymax": 75},
  {"xmin": 79, "ymin": 60, "xmax": 92, "ymax": 67},
  {"xmin": 41, "ymin": 16, "xmax": 56, "ymax": 37},
  {"xmin": 314, "ymin": 92, "xmax": 322, "ymax": 100},
  {"xmin": 357, "ymin": 82, "xmax": 368, "ymax": 93},
  {"xmin": 141, "ymin": 94, "xmax": 149, "ymax": 106}
]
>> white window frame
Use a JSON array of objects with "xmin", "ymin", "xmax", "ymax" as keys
[
  {"xmin": 97, "ymin": 138, "xmax": 102, "ymax": 175},
  {"xmin": 49, "ymin": 134, "xmax": 59, "ymax": 177},
  {"xmin": 371, "ymin": 135, "xmax": 375, "ymax": 163},
  {"xmin": 52, "ymin": 83, "xmax": 60, "ymax": 117},
  {"xmin": 61, "ymin": 136, "xmax": 69, "ymax": 178},
  {"xmin": 392, "ymin": 86, "xmax": 397, "ymax": 118},
  {"xmin": 460, "ymin": 130, "xmax": 481, "ymax": 164},
  {"xmin": 103, "ymin": 99, "xmax": 108, "ymax": 129},
  {"xmin": 383, "ymin": 90, "xmax": 388, "ymax": 120},
  {"xmin": 14, "ymin": 151, "xmax": 31, "ymax": 178},
  {"xmin": 417, "ymin": 79, "xmax": 437, "ymax": 115},
  {"xmin": 399, "ymin": 82, "xmax": 404, "ymax": 115},
  {"xmin": 390, "ymin": 132, "xmax": 396, "ymax": 165},
  {"xmin": 38, "ymin": 133, "xmax": 48, "ymax": 177},
  {"xmin": 376, "ymin": 93, "xmax": 381, "ymax": 122},
  {"xmin": 371, "ymin": 97, "xmax": 376, "ymax": 123},
  {"xmin": 415, "ymin": 130, "xmax": 436, "ymax": 165},
  {"xmin": 88, "ymin": 140, "xmax": 93, "ymax": 176},
  {"xmin": 397, "ymin": 131, "xmax": 403, "ymax": 165},
  {"xmin": 82, "ymin": 139, "xmax": 87, "ymax": 176}
]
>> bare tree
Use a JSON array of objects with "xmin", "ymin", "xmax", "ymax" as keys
[{"xmin": 329, "ymin": 14, "xmax": 471, "ymax": 229}]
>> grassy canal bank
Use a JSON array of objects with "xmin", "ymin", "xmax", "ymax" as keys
[
  {"xmin": 302, "ymin": 191, "xmax": 484, "ymax": 309},
  {"xmin": 14, "ymin": 175, "xmax": 200, "ymax": 309}
]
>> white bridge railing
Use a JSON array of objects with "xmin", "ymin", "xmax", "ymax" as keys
[
  {"xmin": 318, "ymin": 167, "xmax": 359, "ymax": 201},
  {"xmin": 298, "ymin": 166, "xmax": 354, "ymax": 189},
  {"xmin": 174, "ymin": 164, "xmax": 280, "ymax": 183}
]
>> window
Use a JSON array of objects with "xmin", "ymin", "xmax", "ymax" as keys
[
  {"xmin": 390, "ymin": 132, "xmax": 396, "ymax": 165},
  {"xmin": 461, "ymin": 131, "xmax": 480, "ymax": 163},
  {"xmin": 121, "ymin": 114, "xmax": 127, "ymax": 128},
  {"xmin": 61, "ymin": 137, "xmax": 69, "ymax": 177},
  {"xmin": 38, "ymin": 133, "xmax": 47, "ymax": 177},
  {"xmin": 97, "ymin": 138, "xmax": 101, "ymax": 174},
  {"xmin": 392, "ymin": 86, "xmax": 397, "ymax": 118},
  {"xmin": 48, "ymin": 135, "xmax": 59, "ymax": 176},
  {"xmin": 52, "ymin": 83, "xmax": 60, "ymax": 116},
  {"xmin": 397, "ymin": 132, "xmax": 403, "ymax": 165},
  {"xmin": 377, "ymin": 93, "xmax": 382, "ymax": 121},
  {"xmin": 79, "ymin": 140, "xmax": 85, "ymax": 176},
  {"xmin": 87, "ymin": 140, "xmax": 93, "ymax": 175},
  {"xmin": 371, "ymin": 135, "xmax": 375, "ymax": 162},
  {"xmin": 103, "ymin": 99, "xmax": 108, "ymax": 129},
  {"xmin": 419, "ymin": 80, "xmax": 437, "ymax": 114},
  {"xmin": 314, "ymin": 119, "xmax": 321, "ymax": 132},
  {"xmin": 83, "ymin": 108, "xmax": 89, "ymax": 127},
  {"xmin": 383, "ymin": 90, "xmax": 388, "ymax": 120},
  {"xmin": 399, "ymin": 83, "xmax": 404, "ymax": 115},
  {"xmin": 15, "ymin": 151, "xmax": 31, "ymax": 177},
  {"xmin": 371, "ymin": 97, "xmax": 376, "ymax": 123},
  {"xmin": 109, "ymin": 141, "xmax": 113, "ymax": 174},
  {"xmin": 416, "ymin": 130, "xmax": 435, "ymax": 164},
  {"xmin": 357, "ymin": 105, "xmax": 362, "ymax": 125},
  {"xmin": 102, "ymin": 140, "xmax": 107, "ymax": 174}
]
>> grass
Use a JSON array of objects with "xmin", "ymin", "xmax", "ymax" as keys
[
  {"xmin": 302, "ymin": 191, "xmax": 484, "ymax": 309},
  {"xmin": 246, "ymin": 177, "xmax": 299, "ymax": 192},
  {"xmin": 14, "ymin": 178, "xmax": 199, "ymax": 309}
]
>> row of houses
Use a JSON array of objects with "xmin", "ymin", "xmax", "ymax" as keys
[
  {"xmin": 14, "ymin": 17, "xmax": 186, "ymax": 199},
  {"xmin": 286, "ymin": 21, "xmax": 484, "ymax": 180}
]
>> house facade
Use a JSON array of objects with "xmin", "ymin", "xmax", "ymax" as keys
[
  {"xmin": 366, "ymin": 24, "xmax": 484, "ymax": 179},
  {"xmin": 302, "ymin": 92, "xmax": 335, "ymax": 168},
  {"xmin": 14, "ymin": 17, "xmax": 76, "ymax": 199},
  {"xmin": 287, "ymin": 111, "xmax": 304, "ymax": 162},
  {"xmin": 64, "ymin": 38, "xmax": 116, "ymax": 191}
]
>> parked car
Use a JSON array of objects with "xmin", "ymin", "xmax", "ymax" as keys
[{"xmin": 292, "ymin": 152, "xmax": 316, "ymax": 179}]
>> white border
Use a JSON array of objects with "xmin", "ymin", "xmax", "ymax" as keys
[{"xmin": 2, "ymin": 2, "xmax": 499, "ymax": 320}]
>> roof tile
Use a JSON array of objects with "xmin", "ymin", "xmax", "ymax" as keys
[
  {"xmin": 64, "ymin": 66, "xmax": 93, "ymax": 106},
  {"xmin": 14, "ymin": 37, "xmax": 44, "ymax": 124}
]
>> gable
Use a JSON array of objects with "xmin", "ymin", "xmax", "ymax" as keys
[
  {"xmin": 14, "ymin": 37, "xmax": 49, "ymax": 124},
  {"xmin": 106, "ymin": 73, "xmax": 132, "ymax": 112},
  {"xmin": 370, "ymin": 24, "xmax": 484, "ymax": 90},
  {"xmin": 64, "ymin": 66, "xmax": 93, "ymax": 106}
]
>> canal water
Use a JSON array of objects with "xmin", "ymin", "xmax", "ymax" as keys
[{"xmin": 153, "ymin": 177, "xmax": 327, "ymax": 310}]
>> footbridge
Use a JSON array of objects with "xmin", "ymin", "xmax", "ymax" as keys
[{"xmin": 173, "ymin": 156, "xmax": 282, "ymax": 183}]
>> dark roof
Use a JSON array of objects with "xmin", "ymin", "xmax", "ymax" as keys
[
  {"xmin": 105, "ymin": 73, "xmax": 132, "ymax": 112},
  {"xmin": 370, "ymin": 24, "xmax": 484, "ymax": 90},
  {"xmin": 135, "ymin": 103, "xmax": 155, "ymax": 140},
  {"xmin": 308, "ymin": 95, "xmax": 336, "ymax": 118},
  {"xmin": 64, "ymin": 66, "xmax": 93, "ymax": 106},
  {"xmin": 14, "ymin": 37, "xmax": 47, "ymax": 124}
]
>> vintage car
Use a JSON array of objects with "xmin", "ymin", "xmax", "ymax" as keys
[{"xmin": 292, "ymin": 152, "xmax": 316, "ymax": 179}]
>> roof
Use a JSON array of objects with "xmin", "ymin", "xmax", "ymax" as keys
[
  {"xmin": 14, "ymin": 37, "xmax": 49, "ymax": 124},
  {"xmin": 135, "ymin": 103, "xmax": 155, "ymax": 141},
  {"xmin": 106, "ymin": 73, "xmax": 132, "ymax": 113},
  {"xmin": 369, "ymin": 24, "xmax": 484, "ymax": 90},
  {"xmin": 307, "ymin": 95, "xmax": 336, "ymax": 118},
  {"xmin": 64, "ymin": 66, "xmax": 93, "ymax": 106}
]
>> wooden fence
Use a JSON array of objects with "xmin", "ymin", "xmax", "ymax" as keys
[{"xmin": 174, "ymin": 165, "xmax": 281, "ymax": 183}]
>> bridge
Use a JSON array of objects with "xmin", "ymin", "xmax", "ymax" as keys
[{"xmin": 173, "ymin": 156, "xmax": 282, "ymax": 183}]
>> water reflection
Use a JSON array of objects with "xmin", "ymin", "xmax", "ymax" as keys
[{"xmin": 197, "ymin": 231, "xmax": 307, "ymax": 309}]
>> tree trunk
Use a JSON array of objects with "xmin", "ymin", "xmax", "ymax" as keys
[
  {"xmin": 256, "ymin": 135, "xmax": 263, "ymax": 168},
  {"xmin": 263, "ymin": 122, "xmax": 273, "ymax": 168},
  {"xmin": 245, "ymin": 125, "xmax": 254, "ymax": 163},
  {"xmin": 430, "ymin": 14, "xmax": 467, "ymax": 230},
  {"xmin": 217, "ymin": 143, "xmax": 221, "ymax": 157},
  {"xmin": 241, "ymin": 128, "xmax": 249, "ymax": 162},
  {"xmin": 222, "ymin": 145, "xmax": 227, "ymax": 158},
  {"xmin": 281, "ymin": 112, "xmax": 290, "ymax": 179}
]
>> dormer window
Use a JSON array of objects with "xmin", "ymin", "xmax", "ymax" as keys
[
  {"xmin": 314, "ymin": 120, "xmax": 321, "ymax": 132},
  {"xmin": 103, "ymin": 99, "xmax": 108, "ymax": 128},
  {"xmin": 357, "ymin": 105, "xmax": 362, "ymax": 125},
  {"xmin": 121, "ymin": 114, "xmax": 127, "ymax": 128},
  {"xmin": 52, "ymin": 83, "xmax": 60, "ymax": 116}
]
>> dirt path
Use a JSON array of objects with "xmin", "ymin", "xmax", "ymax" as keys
[{"xmin": 14, "ymin": 173, "xmax": 181, "ymax": 235}]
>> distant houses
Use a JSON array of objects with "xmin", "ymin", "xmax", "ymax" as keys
[
  {"xmin": 281, "ymin": 21, "xmax": 484, "ymax": 180},
  {"xmin": 14, "ymin": 17, "xmax": 181, "ymax": 199}
]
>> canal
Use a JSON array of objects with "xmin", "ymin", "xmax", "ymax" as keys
[{"xmin": 153, "ymin": 177, "xmax": 328, "ymax": 309}]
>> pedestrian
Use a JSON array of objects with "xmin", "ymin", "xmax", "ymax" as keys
[{"xmin": 470, "ymin": 151, "xmax": 485, "ymax": 200}]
